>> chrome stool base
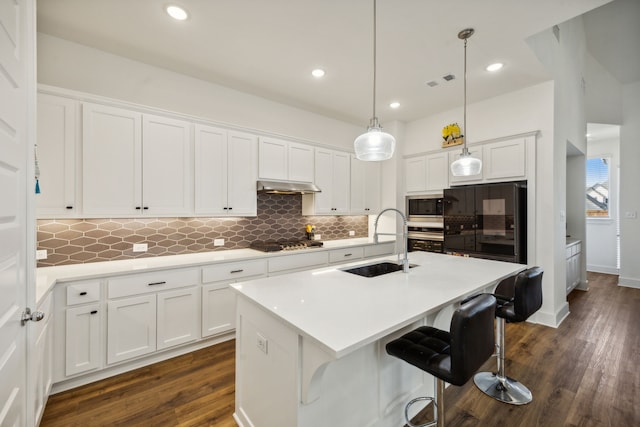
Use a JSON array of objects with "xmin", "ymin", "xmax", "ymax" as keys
[{"xmin": 473, "ymin": 371, "xmax": 532, "ymax": 405}]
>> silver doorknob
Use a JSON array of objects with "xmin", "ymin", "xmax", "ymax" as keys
[{"xmin": 21, "ymin": 307, "xmax": 45, "ymax": 325}]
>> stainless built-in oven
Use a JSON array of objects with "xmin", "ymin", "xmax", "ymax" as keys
[{"xmin": 407, "ymin": 195, "xmax": 444, "ymax": 253}]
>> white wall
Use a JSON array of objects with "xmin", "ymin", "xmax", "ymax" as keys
[
  {"xmin": 619, "ymin": 81, "xmax": 640, "ymax": 288},
  {"xmin": 585, "ymin": 138, "xmax": 619, "ymax": 274},
  {"xmin": 585, "ymin": 53, "xmax": 623, "ymax": 125},
  {"xmin": 37, "ymin": 33, "xmax": 362, "ymax": 150}
]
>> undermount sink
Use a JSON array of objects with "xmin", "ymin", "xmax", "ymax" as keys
[{"xmin": 341, "ymin": 262, "xmax": 416, "ymax": 278}]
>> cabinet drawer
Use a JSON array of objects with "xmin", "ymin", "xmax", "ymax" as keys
[
  {"xmin": 329, "ymin": 247, "xmax": 364, "ymax": 264},
  {"xmin": 66, "ymin": 281, "xmax": 101, "ymax": 305},
  {"xmin": 268, "ymin": 251, "xmax": 329, "ymax": 274},
  {"xmin": 202, "ymin": 259, "xmax": 267, "ymax": 283},
  {"xmin": 364, "ymin": 242, "xmax": 396, "ymax": 258},
  {"xmin": 108, "ymin": 268, "xmax": 199, "ymax": 299}
]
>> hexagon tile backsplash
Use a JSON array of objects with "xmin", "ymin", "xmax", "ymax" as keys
[{"xmin": 36, "ymin": 193, "xmax": 369, "ymax": 267}]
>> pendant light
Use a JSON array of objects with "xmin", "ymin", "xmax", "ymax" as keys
[
  {"xmin": 354, "ymin": 0, "xmax": 396, "ymax": 161},
  {"xmin": 450, "ymin": 28, "xmax": 482, "ymax": 176}
]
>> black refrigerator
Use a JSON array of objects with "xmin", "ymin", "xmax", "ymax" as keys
[{"xmin": 444, "ymin": 181, "xmax": 527, "ymax": 264}]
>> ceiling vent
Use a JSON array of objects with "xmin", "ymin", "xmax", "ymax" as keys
[
  {"xmin": 426, "ymin": 80, "xmax": 439, "ymax": 87},
  {"xmin": 442, "ymin": 74, "xmax": 456, "ymax": 81}
]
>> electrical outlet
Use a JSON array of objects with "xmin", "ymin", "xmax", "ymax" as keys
[
  {"xmin": 214, "ymin": 238, "xmax": 225, "ymax": 246},
  {"xmin": 349, "ymin": 230, "xmax": 355, "ymax": 236},
  {"xmin": 256, "ymin": 333, "xmax": 268, "ymax": 354},
  {"xmin": 36, "ymin": 250, "xmax": 47, "ymax": 260},
  {"xmin": 314, "ymin": 234, "xmax": 322, "ymax": 240},
  {"xmin": 624, "ymin": 211, "xmax": 637, "ymax": 219},
  {"xmin": 132, "ymin": 243, "xmax": 148, "ymax": 252}
]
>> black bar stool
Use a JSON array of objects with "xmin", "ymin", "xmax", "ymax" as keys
[
  {"xmin": 473, "ymin": 266, "xmax": 543, "ymax": 405},
  {"xmin": 386, "ymin": 294, "xmax": 497, "ymax": 427}
]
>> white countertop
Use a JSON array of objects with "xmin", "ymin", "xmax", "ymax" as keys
[
  {"xmin": 36, "ymin": 237, "xmax": 395, "ymax": 304},
  {"xmin": 231, "ymin": 251, "xmax": 525, "ymax": 358}
]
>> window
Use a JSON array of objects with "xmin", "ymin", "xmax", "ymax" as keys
[{"xmin": 586, "ymin": 157, "xmax": 610, "ymax": 218}]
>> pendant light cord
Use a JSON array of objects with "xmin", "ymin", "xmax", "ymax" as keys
[
  {"xmin": 371, "ymin": 0, "xmax": 377, "ymax": 125},
  {"xmin": 463, "ymin": 36, "xmax": 467, "ymax": 152}
]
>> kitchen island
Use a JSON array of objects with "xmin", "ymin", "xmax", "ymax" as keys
[{"xmin": 231, "ymin": 251, "xmax": 525, "ymax": 427}]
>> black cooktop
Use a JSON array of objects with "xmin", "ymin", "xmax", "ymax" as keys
[{"xmin": 249, "ymin": 240, "xmax": 323, "ymax": 252}]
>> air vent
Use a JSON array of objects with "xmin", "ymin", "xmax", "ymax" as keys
[
  {"xmin": 442, "ymin": 74, "xmax": 456, "ymax": 81},
  {"xmin": 426, "ymin": 80, "xmax": 439, "ymax": 87}
]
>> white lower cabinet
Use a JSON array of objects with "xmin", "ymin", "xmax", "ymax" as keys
[
  {"xmin": 566, "ymin": 241, "xmax": 582, "ymax": 294},
  {"xmin": 66, "ymin": 303, "xmax": 102, "ymax": 375},
  {"xmin": 107, "ymin": 295, "xmax": 157, "ymax": 364},
  {"xmin": 201, "ymin": 259, "xmax": 267, "ymax": 338},
  {"xmin": 106, "ymin": 268, "xmax": 200, "ymax": 364}
]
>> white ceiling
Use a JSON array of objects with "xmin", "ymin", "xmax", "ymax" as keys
[{"xmin": 37, "ymin": 0, "xmax": 635, "ymax": 126}]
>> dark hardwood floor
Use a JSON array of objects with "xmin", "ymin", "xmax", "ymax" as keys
[{"xmin": 41, "ymin": 272, "xmax": 640, "ymax": 426}]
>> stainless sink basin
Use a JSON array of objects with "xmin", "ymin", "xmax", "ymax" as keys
[{"xmin": 341, "ymin": 262, "xmax": 416, "ymax": 278}]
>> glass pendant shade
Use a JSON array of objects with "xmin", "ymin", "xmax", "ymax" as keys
[
  {"xmin": 354, "ymin": 121, "xmax": 396, "ymax": 161},
  {"xmin": 451, "ymin": 148, "xmax": 482, "ymax": 176}
]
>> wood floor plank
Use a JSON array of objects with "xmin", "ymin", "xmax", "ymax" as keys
[{"xmin": 41, "ymin": 273, "xmax": 640, "ymax": 427}]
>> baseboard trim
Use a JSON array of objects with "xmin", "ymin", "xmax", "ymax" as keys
[
  {"xmin": 618, "ymin": 276, "xmax": 640, "ymax": 289},
  {"xmin": 532, "ymin": 301, "xmax": 570, "ymax": 328},
  {"xmin": 586, "ymin": 265, "xmax": 619, "ymax": 275}
]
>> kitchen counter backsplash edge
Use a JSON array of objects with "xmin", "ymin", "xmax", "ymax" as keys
[{"xmin": 36, "ymin": 237, "xmax": 396, "ymax": 304}]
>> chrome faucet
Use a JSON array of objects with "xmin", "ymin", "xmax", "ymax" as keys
[{"xmin": 373, "ymin": 208, "xmax": 410, "ymax": 273}]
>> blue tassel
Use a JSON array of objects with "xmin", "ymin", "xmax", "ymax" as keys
[{"xmin": 35, "ymin": 179, "xmax": 40, "ymax": 194}]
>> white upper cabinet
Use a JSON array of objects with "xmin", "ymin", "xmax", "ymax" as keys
[
  {"xmin": 36, "ymin": 93, "xmax": 79, "ymax": 218},
  {"xmin": 195, "ymin": 124, "xmax": 257, "ymax": 216},
  {"xmin": 350, "ymin": 155, "xmax": 381, "ymax": 214},
  {"xmin": 82, "ymin": 103, "xmax": 142, "ymax": 216},
  {"xmin": 303, "ymin": 148, "xmax": 350, "ymax": 215},
  {"xmin": 482, "ymin": 138, "xmax": 526, "ymax": 180},
  {"xmin": 82, "ymin": 104, "xmax": 192, "ymax": 216},
  {"xmin": 448, "ymin": 137, "xmax": 529, "ymax": 186},
  {"xmin": 405, "ymin": 152, "xmax": 448, "ymax": 194},
  {"xmin": 142, "ymin": 114, "xmax": 192, "ymax": 215},
  {"xmin": 258, "ymin": 137, "xmax": 314, "ymax": 182}
]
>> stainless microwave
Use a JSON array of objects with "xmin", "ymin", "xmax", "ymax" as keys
[{"xmin": 407, "ymin": 196, "xmax": 443, "ymax": 220}]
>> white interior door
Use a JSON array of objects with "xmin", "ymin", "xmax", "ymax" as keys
[{"xmin": 0, "ymin": 0, "xmax": 35, "ymax": 425}]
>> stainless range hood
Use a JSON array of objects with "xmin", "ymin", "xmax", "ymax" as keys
[{"xmin": 257, "ymin": 180, "xmax": 321, "ymax": 195}]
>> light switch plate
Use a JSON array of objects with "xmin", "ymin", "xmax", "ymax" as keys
[{"xmin": 256, "ymin": 333, "xmax": 268, "ymax": 354}]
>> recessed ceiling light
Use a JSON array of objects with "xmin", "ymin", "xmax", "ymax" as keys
[
  {"xmin": 166, "ymin": 5, "xmax": 189, "ymax": 21},
  {"xmin": 389, "ymin": 102, "xmax": 400, "ymax": 109},
  {"xmin": 486, "ymin": 63, "xmax": 504, "ymax": 72},
  {"xmin": 311, "ymin": 68, "xmax": 325, "ymax": 78}
]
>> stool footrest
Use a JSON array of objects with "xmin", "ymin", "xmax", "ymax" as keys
[
  {"xmin": 473, "ymin": 371, "xmax": 533, "ymax": 405},
  {"xmin": 405, "ymin": 396, "xmax": 437, "ymax": 427}
]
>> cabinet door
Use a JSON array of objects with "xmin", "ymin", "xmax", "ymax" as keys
[
  {"xmin": 405, "ymin": 156, "xmax": 426, "ymax": 193},
  {"xmin": 107, "ymin": 295, "xmax": 156, "ymax": 364},
  {"xmin": 331, "ymin": 151, "xmax": 350, "ymax": 214},
  {"xmin": 483, "ymin": 138, "xmax": 526, "ymax": 180},
  {"xmin": 363, "ymin": 160, "xmax": 381, "ymax": 213},
  {"xmin": 227, "ymin": 131, "xmax": 258, "ymax": 216},
  {"xmin": 82, "ymin": 103, "xmax": 142, "ymax": 216},
  {"xmin": 202, "ymin": 283, "xmax": 236, "ymax": 337},
  {"xmin": 194, "ymin": 124, "xmax": 228, "ymax": 215},
  {"xmin": 259, "ymin": 137, "xmax": 288, "ymax": 180},
  {"xmin": 425, "ymin": 152, "xmax": 449, "ymax": 192},
  {"xmin": 312, "ymin": 148, "xmax": 333, "ymax": 214},
  {"xmin": 142, "ymin": 114, "xmax": 192, "ymax": 215},
  {"xmin": 36, "ymin": 94, "xmax": 78, "ymax": 217},
  {"xmin": 65, "ymin": 303, "xmax": 101, "ymax": 376},
  {"xmin": 288, "ymin": 142, "xmax": 314, "ymax": 182},
  {"xmin": 350, "ymin": 155, "xmax": 366, "ymax": 214},
  {"xmin": 157, "ymin": 288, "xmax": 199, "ymax": 350}
]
